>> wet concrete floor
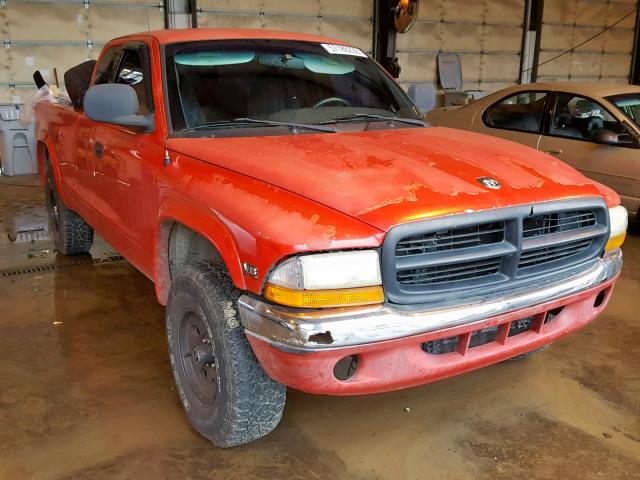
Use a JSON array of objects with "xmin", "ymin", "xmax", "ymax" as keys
[{"xmin": 0, "ymin": 175, "xmax": 639, "ymax": 479}]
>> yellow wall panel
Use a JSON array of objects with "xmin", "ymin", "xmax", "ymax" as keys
[
  {"xmin": 6, "ymin": 3, "xmax": 86, "ymax": 41},
  {"xmin": 416, "ymin": 0, "xmax": 442, "ymax": 21},
  {"xmin": 0, "ymin": 86, "xmax": 40, "ymax": 105},
  {"xmin": 599, "ymin": 54, "xmax": 633, "ymax": 77},
  {"xmin": 320, "ymin": 0, "xmax": 371, "ymax": 18},
  {"xmin": 88, "ymin": 5, "xmax": 164, "ymax": 42},
  {"xmin": 482, "ymin": 55, "xmax": 520, "ymax": 82},
  {"xmin": 319, "ymin": 20, "xmax": 372, "ymax": 52},
  {"xmin": 197, "ymin": 1, "xmax": 373, "ymax": 52},
  {"xmin": 541, "ymin": 0, "xmax": 636, "ymax": 81},
  {"xmin": 482, "ymin": 25, "xmax": 524, "ymax": 53},
  {"xmin": 10, "ymin": 45, "xmax": 93, "ymax": 84},
  {"xmin": 396, "ymin": 52, "xmax": 438, "ymax": 83},
  {"xmin": 0, "ymin": 1, "xmax": 164, "ymax": 101},
  {"xmin": 0, "ymin": 48, "xmax": 9, "ymax": 84},
  {"xmin": 198, "ymin": 0, "xmax": 262, "ymax": 12},
  {"xmin": 198, "ymin": 13, "xmax": 264, "ymax": 29},
  {"xmin": 604, "ymin": 29, "xmax": 635, "ymax": 54}
]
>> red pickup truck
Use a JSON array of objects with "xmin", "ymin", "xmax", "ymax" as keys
[{"xmin": 36, "ymin": 29, "xmax": 626, "ymax": 447}]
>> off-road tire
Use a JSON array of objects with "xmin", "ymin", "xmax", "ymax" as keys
[
  {"xmin": 45, "ymin": 168, "xmax": 94, "ymax": 255},
  {"xmin": 166, "ymin": 261, "xmax": 286, "ymax": 448},
  {"xmin": 507, "ymin": 344, "xmax": 550, "ymax": 361}
]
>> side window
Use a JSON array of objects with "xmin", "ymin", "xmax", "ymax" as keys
[
  {"xmin": 115, "ymin": 49, "xmax": 151, "ymax": 115},
  {"xmin": 483, "ymin": 91, "xmax": 548, "ymax": 133},
  {"xmin": 93, "ymin": 47, "xmax": 122, "ymax": 85},
  {"xmin": 550, "ymin": 93, "xmax": 623, "ymax": 141}
]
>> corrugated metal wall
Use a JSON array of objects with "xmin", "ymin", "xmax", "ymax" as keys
[
  {"xmin": 0, "ymin": 0, "xmax": 163, "ymax": 104},
  {"xmin": 538, "ymin": 0, "xmax": 637, "ymax": 83},
  {"xmin": 397, "ymin": 0, "xmax": 525, "ymax": 92},
  {"xmin": 1, "ymin": 0, "xmax": 637, "ymax": 105},
  {"xmin": 195, "ymin": 0, "xmax": 374, "ymax": 52}
]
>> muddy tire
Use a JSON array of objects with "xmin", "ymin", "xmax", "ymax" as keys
[
  {"xmin": 507, "ymin": 344, "xmax": 550, "ymax": 361},
  {"xmin": 45, "ymin": 169, "xmax": 94, "ymax": 255},
  {"xmin": 166, "ymin": 261, "xmax": 286, "ymax": 448}
]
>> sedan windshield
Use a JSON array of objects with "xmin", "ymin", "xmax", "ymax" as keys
[
  {"xmin": 606, "ymin": 93, "xmax": 640, "ymax": 128},
  {"xmin": 164, "ymin": 40, "xmax": 422, "ymax": 135}
]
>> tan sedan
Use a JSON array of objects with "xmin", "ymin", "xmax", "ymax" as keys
[{"xmin": 427, "ymin": 82, "xmax": 640, "ymax": 218}]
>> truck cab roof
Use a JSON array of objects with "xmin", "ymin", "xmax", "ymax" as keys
[{"xmin": 116, "ymin": 28, "xmax": 351, "ymax": 47}]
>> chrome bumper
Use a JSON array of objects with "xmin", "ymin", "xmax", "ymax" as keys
[{"xmin": 238, "ymin": 248, "xmax": 622, "ymax": 352}]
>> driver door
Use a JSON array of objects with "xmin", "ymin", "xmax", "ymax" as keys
[
  {"xmin": 538, "ymin": 92, "xmax": 640, "ymax": 216},
  {"xmin": 89, "ymin": 42, "xmax": 164, "ymax": 274}
]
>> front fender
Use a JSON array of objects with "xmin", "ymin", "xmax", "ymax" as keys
[{"xmin": 154, "ymin": 194, "xmax": 245, "ymax": 305}]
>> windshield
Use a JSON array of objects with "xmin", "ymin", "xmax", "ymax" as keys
[
  {"xmin": 164, "ymin": 40, "xmax": 422, "ymax": 135},
  {"xmin": 606, "ymin": 93, "xmax": 640, "ymax": 128}
]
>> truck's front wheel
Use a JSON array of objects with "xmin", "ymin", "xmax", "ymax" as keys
[
  {"xmin": 166, "ymin": 261, "xmax": 286, "ymax": 448},
  {"xmin": 45, "ymin": 171, "xmax": 94, "ymax": 255}
]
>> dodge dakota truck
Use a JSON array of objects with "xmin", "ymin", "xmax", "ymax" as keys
[{"xmin": 35, "ymin": 29, "xmax": 626, "ymax": 448}]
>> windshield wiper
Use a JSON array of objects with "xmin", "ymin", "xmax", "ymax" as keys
[
  {"xmin": 318, "ymin": 113, "xmax": 425, "ymax": 127},
  {"xmin": 182, "ymin": 117, "xmax": 336, "ymax": 133}
]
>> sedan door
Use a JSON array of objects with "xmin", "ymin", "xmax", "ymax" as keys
[
  {"xmin": 472, "ymin": 90, "xmax": 550, "ymax": 150},
  {"xmin": 538, "ymin": 92, "xmax": 640, "ymax": 217}
]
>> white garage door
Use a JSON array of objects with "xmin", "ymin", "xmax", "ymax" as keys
[
  {"xmin": 195, "ymin": 0, "xmax": 374, "ymax": 53},
  {"xmin": 397, "ymin": 0, "xmax": 525, "ymax": 92},
  {"xmin": 0, "ymin": 0, "xmax": 164, "ymax": 104},
  {"xmin": 538, "ymin": 0, "xmax": 637, "ymax": 83}
]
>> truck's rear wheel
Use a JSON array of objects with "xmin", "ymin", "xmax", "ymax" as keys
[
  {"xmin": 45, "ymin": 171, "xmax": 94, "ymax": 255},
  {"xmin": 166, "ymin": 261, "xmax": 286, "ymax": 448}
]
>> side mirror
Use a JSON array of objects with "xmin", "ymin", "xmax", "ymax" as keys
[
  {"xmin": 592, "ymin": 129, "xmax": 621, "ymax": 146},
  {"xmin": 83, "ymin": 83, "xmax": 153, "ymax": 131},
  {"xmin": 407, "ymin": 82, "xmax": 436, "ymax": 114}
]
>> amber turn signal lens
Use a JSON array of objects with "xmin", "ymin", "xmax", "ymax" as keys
[
  {"xmin": 605, "ymin": 232, "xmax": 626, "ymax": 252},
  {"xmin": 264, "ymin": 283, "xmax": 384, "ymax": 308}
]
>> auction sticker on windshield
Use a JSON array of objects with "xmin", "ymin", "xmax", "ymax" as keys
[{"xmin": 321, "ymin": 44, "xmax": 367, "ymax": 58}]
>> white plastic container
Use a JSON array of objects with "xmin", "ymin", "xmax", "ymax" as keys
[{"xmin": 0, "ymin": 105, "xmax": 37, "ymax": 176}]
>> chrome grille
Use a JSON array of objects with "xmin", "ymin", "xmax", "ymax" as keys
[{"xmin": 382, "ymin": 199, "xmax": 609, "ymax": 305}]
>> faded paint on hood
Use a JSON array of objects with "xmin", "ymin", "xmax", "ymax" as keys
[{"xmin": 167, "ymin": 126, "xmax": 613, "ymax": 232}]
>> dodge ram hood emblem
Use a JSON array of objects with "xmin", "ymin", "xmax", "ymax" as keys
[{"xmin": 477, "ymin": 177, "xmax": 501, "ymax": 189}]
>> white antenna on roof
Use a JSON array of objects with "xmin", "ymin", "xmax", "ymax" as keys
[{"xmin": 143, "ymin": 0, "xmax": 151, "ymax": 34}]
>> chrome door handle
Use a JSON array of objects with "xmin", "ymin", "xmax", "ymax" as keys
[{"xmin": 544, "ymin": 147, "xmax": 563, "ymax": 155}]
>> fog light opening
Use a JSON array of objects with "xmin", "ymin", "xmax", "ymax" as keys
[
  {"xmin": 594, "ymin": 289, "xmax": 608, "ymax": 308},
  {"xmin": 334, "ymin": 355, "xmax": 359, "ymax": 381}
]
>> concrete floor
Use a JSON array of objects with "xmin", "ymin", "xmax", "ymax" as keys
[{"xmin": 0, "ymin": 175, "xmax": 639, "ymax": 480}]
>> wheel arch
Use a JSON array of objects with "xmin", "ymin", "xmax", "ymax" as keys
[
  {"xmin": 37, "ymin": 139, "xmax": 71, "ymax": 205},
  {"xmin": 154, "ymin": 198, "xmax": 246, "ymax": 305}
]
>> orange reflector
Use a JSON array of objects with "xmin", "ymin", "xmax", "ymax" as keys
[
  {"xmin": 264, "ymin": 283, "xmax": 384, "ymax": 308},
  {"xmin": 605, "ymin": 232, "xmax": 626, "ymax": 252}
]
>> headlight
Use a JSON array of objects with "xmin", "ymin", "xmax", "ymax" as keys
[
  {"xmin": 264, "ymin": 250, "xmax": 384, "ymax": 308},
  {"xmin": 606, "ymin": 205, "xmax": 627, "ymax": 251}
]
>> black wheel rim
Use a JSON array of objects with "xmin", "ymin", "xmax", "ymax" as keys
[
  {"xmin": 178, "ymin": 311, "xmax": 218, "ymax": 407},
  {"xmin": 46, "ymin": 180, "xmax": 60, "ymax": 236}
]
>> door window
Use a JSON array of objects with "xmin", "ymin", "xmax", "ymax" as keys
[
  {"xmin": 550, "ymin": 93, "xmax": 626, "ymax": 142},
  {"xmin": 483, "ymin": 91, "xmax": 548, "ymax": 133},
  {"xmin": 114, "ymin": 49, "xmax": 152, "ymax": 115},
  {"xmin": 94, "ymin": 47, "xmax": 122, "ymax": 85}
]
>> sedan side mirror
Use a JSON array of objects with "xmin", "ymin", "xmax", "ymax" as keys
[
  {"xmin": 592, "ymin": 129, "xmax": 621, "ymax": 146},
  {"xmin": 84, "ymin": 83, "xmax": 153, "ymax": 131}
]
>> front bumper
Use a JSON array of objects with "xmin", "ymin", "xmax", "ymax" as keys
[{"xmin": 238, "ymin": 249, "xmax": 622, "ymax": 395}]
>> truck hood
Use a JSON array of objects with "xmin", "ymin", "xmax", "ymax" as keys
[{"xmin": 167, "ymin": 126, "xmax": 610, "ymax": 232}]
